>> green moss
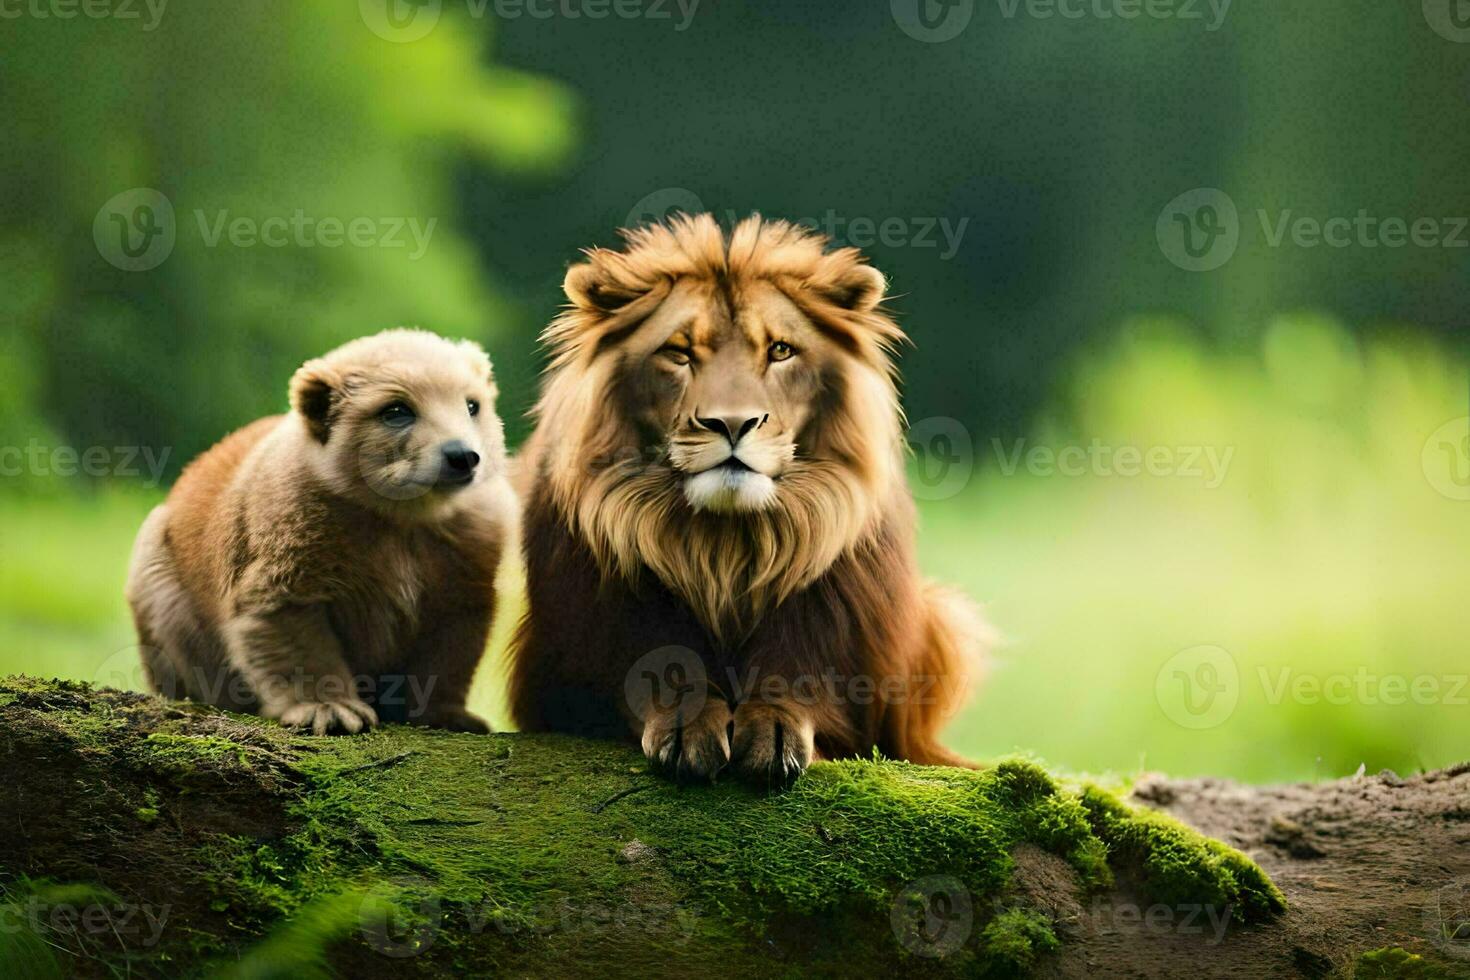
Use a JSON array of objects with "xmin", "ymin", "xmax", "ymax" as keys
[
  {"xmin": 212, "ymin": 746, "xmax": 1281, "ymax": 974},
  {"xmin": 978, "ymin": 907, "xmax": 1060, "ymax": 976},
  {"xmin": 1080, "ymin": 785, "xmax": 1287, "ymax": 922},
  {"xmin": 2, "ymin": 677, "xmax": 1288, "ymax": 977},
  {"xmin": 136, "ymin": 733, "xmax": 252, "ymax": 772},
  {"xmin": 1353, "ymin": 947, "xmax": 1453, "ymax": 979}
]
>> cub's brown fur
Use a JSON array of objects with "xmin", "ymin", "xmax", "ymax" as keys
[
  {"xmin": 126, "ymin": 329, "xmax": 516, "ymax": 734},
  {"xmin": 508, "ymin": 214, "xmax": 989, "ymax": 784}
]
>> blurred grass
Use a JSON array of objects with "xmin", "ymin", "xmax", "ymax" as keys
[
  {"xmin": 1, "ymin": 317, "xmax": 1463, "ymax": 784},
  {"xmin": 0, "ymin": 490, "xmax": 156, "ymax": 684},
  {"xmin": 929, "ymin": 315, "xmax": 1468, "ymax": 782}
]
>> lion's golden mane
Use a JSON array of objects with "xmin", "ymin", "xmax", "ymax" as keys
[{"xmin": 509, "ymin": 214, "xmax": 987, "ymax": 767}]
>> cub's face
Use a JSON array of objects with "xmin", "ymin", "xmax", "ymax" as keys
[
  {"xmin": 619, "ymin": 279, "xmax": 835, "ymax": 513},
  {"xmin": 291, "ymin": 330, "xmax": 505, "ymax": 518}
]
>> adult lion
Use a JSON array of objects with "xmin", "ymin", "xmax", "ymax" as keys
[{"xmin": 508, "ymin": 214, "xmax": 988, "ymax": 785}]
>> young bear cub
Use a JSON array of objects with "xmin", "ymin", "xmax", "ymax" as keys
[{"xmin": 126, "ymin": 329, "xmax": 514, "ymax": 734}]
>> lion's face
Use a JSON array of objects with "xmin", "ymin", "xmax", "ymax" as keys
[
  {"xmin": 616, "ymin": 278, "xmax": 841, "ymax": 513},
  {"xmin": 530, "ymin": 214, "xmax": 910, "ymax": 637}
]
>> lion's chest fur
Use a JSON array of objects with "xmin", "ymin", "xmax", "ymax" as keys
[{"xmin": 509, "ymin": 487, "xmax": 921, "ymax": 742}]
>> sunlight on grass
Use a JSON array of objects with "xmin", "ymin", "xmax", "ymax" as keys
[{"xmin": 1, "ymin": 315, "xmax": 1463, "ymax": 784}]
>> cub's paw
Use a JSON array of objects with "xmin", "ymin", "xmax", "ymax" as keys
[
  {"xmin": 642, "ymin": 698, "xmax": 734, "ymax": 784},
  {"xmin": 273, "ymin": 698, "xmax": 379, "ymax": 736},
  {"xmin": 414, "ymin": 706, "xmax": 491, "ymax": 734},
  {"xmin": 730, "ymin": 701, "xmax": 814, "ymax": 789}
]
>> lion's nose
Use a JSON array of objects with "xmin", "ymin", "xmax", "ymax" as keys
[{"xmin": 694, "ymin": 411, "xmax": 767, "ymax": 445}]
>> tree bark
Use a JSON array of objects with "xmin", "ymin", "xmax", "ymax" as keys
[{"xmin": 0, "ymin": 676, "xmax": 1465, "ymax": 979}]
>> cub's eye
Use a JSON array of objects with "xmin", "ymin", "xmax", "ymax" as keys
[
  {"xmin": 660, "ymin": 346, "xmax": 692, "ymax": 366},
  {"xmin": 768, "ymin": 341, "xmax": 796, "ymax": 362},
  {"xmin": 380, "ymin": 402, "xmax": 416, "ymax": 428},
  {"xmin": 467, "ymin": 399, "xmax": 481, "ymax": 418}
]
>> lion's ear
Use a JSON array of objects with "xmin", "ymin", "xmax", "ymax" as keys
[
  {"xmin": 289, "ymin": 359, "xmax": 340, "ymax": 444},
  {"xmin": 816, "ymin": 263, "xmax": 886, "ymax": 312},
  {"xmin": 563, "ymin": 258, "xmax": 647, "ymax": 313}
]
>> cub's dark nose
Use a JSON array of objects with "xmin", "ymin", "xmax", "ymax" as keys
[{"xmin": 440, "ymin": 441, "xmax": 480, "ymax": 482}]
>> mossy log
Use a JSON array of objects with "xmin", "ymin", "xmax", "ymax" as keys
[{"xmin": 0, "ymin": 677, "xmax": 1465, "ymax": 979}]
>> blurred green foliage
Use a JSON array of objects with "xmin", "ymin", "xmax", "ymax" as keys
[
  {"xmin": 0, "ymin": 1, "xmax": 575, "ymax": 472},
  {"xmin": 476, "ymin": 3, "xmax": 1470, "ymax": 437}
]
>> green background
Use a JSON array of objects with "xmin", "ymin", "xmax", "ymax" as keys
[{"xmin": 1, "ymin": 0, "xmax": 1466, "ymax": 782}]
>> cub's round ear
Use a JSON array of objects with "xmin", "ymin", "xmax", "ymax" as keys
[
  {"xmin": 817, "ymin": 263, "xmax": 887, "ymax": 312},
  {"xmin": 563, "ymin": 258, "xmax": 645, "ymax": 313},
  {"xmin": 289, "ymin": 359, "xmax": 340, "ymax": 444},
  {"xmin": 457, "ymin": 340, "xmax": 498, "ymax": 397}
]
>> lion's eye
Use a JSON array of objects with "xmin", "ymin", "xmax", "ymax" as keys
[
  {"xmin": 768, "ymin": 341, "xmax": 796, "ymax": 362},
  {"xmin": 467, "ymin": 398, "xmax": 480, "ymax": 418},
  {"xmin": 380, "ymin": 402, "xmax": 416, "ymax": 428},
  {"xmin": 660, "ymin": 346, "xmax": 692, "ymax": 366}
]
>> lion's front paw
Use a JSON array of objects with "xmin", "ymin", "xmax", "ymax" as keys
[
  {"xmin": 273, "ymin": 697, "xmax": 379, "ymax": 736},
  {"xmin": 730, "ymin": 701, "xmax": 814, "ymax": 789},
  {"xmin": 641, "ymin": 698, "xmax": 734, "ymax": 783}
]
